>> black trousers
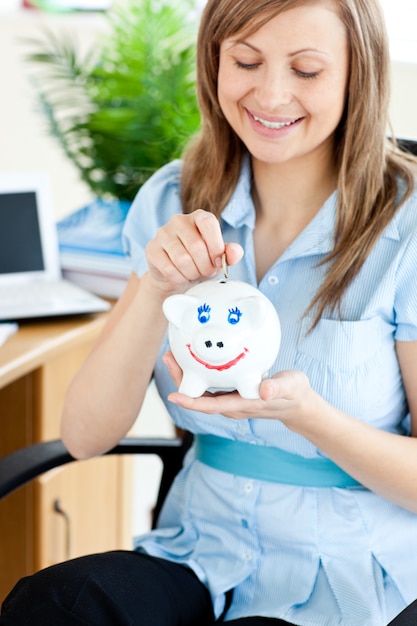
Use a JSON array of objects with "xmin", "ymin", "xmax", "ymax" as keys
[
  {"xmin": 388, "ymin": 599, "xmax": 417, "ymax": 625},
  {"xmin": 0, "ymin": 550, "xmax": 294, "ymax": 625}
]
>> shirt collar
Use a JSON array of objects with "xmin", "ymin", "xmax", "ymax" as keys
[
  {"xmin": 221, "ymin": 156, "xmax": 256, "ymax": 230},
  {"xmin": 219, "ymin": 158, "xmax": 401, "ymax": 260},
  {"xmin": 380, "ymin": 179, "xmax": 409, "ymax": 242},
  {"xmin": 279, "ymin": 191, "xmax": 337, "ymax": 262},
  {"xmin": 382, "ymin": 212, "xmax": 401, "ymax": 241}
]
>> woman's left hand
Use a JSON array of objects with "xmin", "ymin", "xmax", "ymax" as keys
[{"xmin": 162, "ymin": 350, "xmax": 320, "ymax": 428}]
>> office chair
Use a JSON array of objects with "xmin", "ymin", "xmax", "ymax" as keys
[
  {"xmin": 0, "ymin": 433, "xmax": 193, "ymax": 527},
  {"xmin": 395, "ymin": 137, "xmax": 417, "ymax": 154},
  {"xmin": 1, "ymin": 433, "xmax": 416, "ymax": 625}
]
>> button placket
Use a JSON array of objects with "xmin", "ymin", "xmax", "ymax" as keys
[
  {"xmin": 237, "ymin": 421, "xmax": 249, "ymax": 435},
  {"xmin": 244, "ymin": 480, "xmax": 254, "ymax": 494},
  {"xmin": 243, "ymin": 549, "xmax": 253, "ymax": 561}
]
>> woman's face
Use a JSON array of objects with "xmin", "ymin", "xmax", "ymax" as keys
[{"xmin": 217, "ymin": 0, "xmax": 349, "ymax": 168}]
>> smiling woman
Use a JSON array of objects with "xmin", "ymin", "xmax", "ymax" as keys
[{"xmin": 2, "ymin": 1, "xmax": 417, "ymax": 625}]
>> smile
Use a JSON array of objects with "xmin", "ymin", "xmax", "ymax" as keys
[
  {"xmin": 186, "ymin": 344, "xmax": 248, "ymax": 371},
  {"xmin": 251, "ymin": 114, "xmax": 301, "ymax": 130}
]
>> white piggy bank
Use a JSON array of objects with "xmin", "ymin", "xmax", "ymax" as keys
[{"xmin": 163, "ymin": 279, "xmax": 281, "ymax": 399}]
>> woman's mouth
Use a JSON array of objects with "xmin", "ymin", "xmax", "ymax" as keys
[
  {"xmin": 246, "ymin": 109, "xmax": 304, "ymax": 137},
  {"xmin": 251, "ymin": 114, "xmax": 302, "ymax": 130}
]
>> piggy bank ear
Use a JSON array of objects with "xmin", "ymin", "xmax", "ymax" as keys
[
  {"xmin": 162, "ymin": 294, "xmax": 198, "ymax": 329},
  {"xmin": 237, "ymin": 296, "xmax": 269, "ymax": 326}
]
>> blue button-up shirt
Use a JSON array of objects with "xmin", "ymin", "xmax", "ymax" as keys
[{"xmin": 122, "ymin": 159, "xmax": 417, "ymax": 625}]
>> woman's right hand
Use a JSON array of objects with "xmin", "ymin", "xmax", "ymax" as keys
[
  {"xmin": 61, "ymin": 210, "xmax": 243, "ymax": 459},
  {"xmin": 145, "ymin": 209, "xmax": 244, "ymax": 295}
]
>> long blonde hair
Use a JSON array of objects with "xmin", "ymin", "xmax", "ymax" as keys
[{"xmin": 181, "ymin": 0, "xmax": 417, "ymax": 325}]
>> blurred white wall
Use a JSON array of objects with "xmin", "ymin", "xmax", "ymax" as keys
[
  {"xmin": 390, "ymin": 61, "xmax": 417, "ymax": 139},
  {"xmin": 0, "ymin": 4, "xmax": 106, "ymax": 219}
]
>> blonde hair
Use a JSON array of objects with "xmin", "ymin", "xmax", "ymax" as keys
[{"xmin": 181, "ymin": 0, "xmax": 417, "ymax": 326}]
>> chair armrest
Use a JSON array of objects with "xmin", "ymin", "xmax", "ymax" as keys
[
  {"xmin": 0, "ymin": 436, "xmax": 187, "ymax": 501},
  {"xmin": 393, "ymin": 137, "xmax": 417, "ymax": 155}
]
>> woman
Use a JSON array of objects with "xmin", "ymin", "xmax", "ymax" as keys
[{"xmin": 2, "ymin": 0, "xmax": 417, "ymax": 624}]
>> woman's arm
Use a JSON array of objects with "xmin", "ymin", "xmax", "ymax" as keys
[
  {"xmin": 165, "ymin": 339, "xmax": 417, "ymax": 513},
  {"xmin": 60, "ymin": 210, "xmax": 243, "ymax": 460},
  {"xmin": 61, "ymin": 271, "xmax": 168, "ymax": 459}
]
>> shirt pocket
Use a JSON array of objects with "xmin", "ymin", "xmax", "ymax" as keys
[{"xmin": 296, "ymin": 316, "xmax": 383, "ymax": 371}]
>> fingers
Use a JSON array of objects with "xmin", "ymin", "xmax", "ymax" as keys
[
  {"xmin": 146, "ymin": 210, "xmax": 226, "ymax": 289},
  {"xmin": 259, "ymin": 371, "xmax": 309, "ymax": 401},
  {"xmin": 166, "ymin": 371, "xmax": 311, "ymax": 416},
  {"xmin": 224, "ymin": 242, "xmax": 244, "ymax": 268},
  {"xmin": 193, "ymin": 210, "xmax": 225, "ymax": 267},
  {"xmin": 168, "ymin": 389, "xmax": 249, "ymax": 416},
  {"xmin": 162, "ymin": 351, "xmax": 183, "ymax": 388}
]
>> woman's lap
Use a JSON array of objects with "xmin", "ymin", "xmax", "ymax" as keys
[
  {"xmin": 0, "ymin": 551, "xmax": 213, "ymax": 625},
  {"xmin": 0, "ymin": 550, "xmax": 295, "ymax": 625}
]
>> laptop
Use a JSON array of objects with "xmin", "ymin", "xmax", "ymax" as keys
[{"xmin": 0, "ymin": 171, "xmax": 111, "ymax": 322}]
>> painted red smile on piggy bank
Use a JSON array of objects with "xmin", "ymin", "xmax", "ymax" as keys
[{"xmin": 186, "ymin": 343, "xmax": 249, "ymax": 371}]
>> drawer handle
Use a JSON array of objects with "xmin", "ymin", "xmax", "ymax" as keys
[{"xmin": 53, "ymin": 499, "xmax": 71, "ymax": 560}]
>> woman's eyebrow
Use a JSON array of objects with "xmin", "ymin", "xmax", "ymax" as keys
[
  {"xmin": 225, "ymin": 39, "xmax": 262, "ymax": 53},
  {"xmin": 225, "ymin": 40, "xmax": 330, "ymax": 58},
  {"xmin": 289, "ymin": 48, "xmax": 330, "ymax": 58}
]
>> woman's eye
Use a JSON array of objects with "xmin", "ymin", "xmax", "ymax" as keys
[
  {"xmin": 294, "ymin": 69, "xmax": 320, "ymax": 79},
  {"xmin": 235, "ymin": 60, "xmax": 260, "ymax": 71}
]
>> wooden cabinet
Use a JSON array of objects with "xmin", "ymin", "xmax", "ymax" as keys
[{"xmin": 0, "ymin": 313, "xmax": 132, "ymax": 601}]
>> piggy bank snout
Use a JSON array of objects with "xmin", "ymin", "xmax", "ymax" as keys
[{"xmin": 191, "ymin": 324, "xmax": 245, "ymax": 361}]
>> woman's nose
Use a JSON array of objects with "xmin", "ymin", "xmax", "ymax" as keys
[{"xmin": 254, "ymin": 69, "xmax": 293, "ymax": 110}]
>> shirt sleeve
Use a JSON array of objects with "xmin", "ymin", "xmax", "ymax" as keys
[
  {"xmin": 122, "ymin": 160, "xmax": 183, "ymax": 277},
  {"xmin": 394, "ymin": 213, "xmax": 417, "ymax": 341}
]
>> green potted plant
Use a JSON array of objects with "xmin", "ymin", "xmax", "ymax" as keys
[
  {"xmin": 26, "ymin": 0, "xmax": 200, "ymax": 203},
  {"xmin": 25, "ymin": 0, "xmax": 201, "ymax": 296}
]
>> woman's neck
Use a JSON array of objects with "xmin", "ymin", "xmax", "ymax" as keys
[{"xmin": 251, "ymin": 150, "xmax": 337, "ymax": 282}]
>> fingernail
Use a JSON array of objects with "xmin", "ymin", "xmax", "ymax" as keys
[
  {"xmin": 162, "ymin": 354, "xmax": 171, "ymax": 368},
  {"xmin": 262, "ymin": 383, "xmax": 273, "ymax": 400}
]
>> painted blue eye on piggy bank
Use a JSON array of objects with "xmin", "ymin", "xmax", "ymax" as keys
[{"xmin": 163, "ymin": 279, "xmax": 281, "ymax": 399}]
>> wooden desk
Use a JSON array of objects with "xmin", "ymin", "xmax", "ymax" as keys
[{"xmin": 0, "ymin": 313, "xmax": 132, "ymax": 601}]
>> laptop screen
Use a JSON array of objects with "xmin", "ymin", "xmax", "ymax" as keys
[
  {"xmin": 0, "ymin": 172, "xmax": 111, "ymax": 321},
  {"xmin": 0, "ymin": 191, "xmax": 44, "ymax": 274},
  {"xmin": 0, "ymin": 172, "xmax": 61, "ymax": 285}
]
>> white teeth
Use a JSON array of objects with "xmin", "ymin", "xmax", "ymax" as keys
[{"xmin": 253, "ymin": 114, "xmax": 296, "ymax": 129}]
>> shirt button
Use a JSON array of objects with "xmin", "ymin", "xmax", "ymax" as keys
[
  {"xmin": 268, "ymin": 275, "xmax": 279, "ymax": 285},
  {"xmin": 243, "ymin": 550, "xmax": 253, "ymax": 561},
  {"xmin": 244, "ymin": 480, "xmax": 254, "ymax": 493}
]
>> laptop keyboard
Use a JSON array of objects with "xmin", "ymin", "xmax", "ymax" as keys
[{"xmin": 0, "ymin": 280, "xmax": 97, "ymax": 312}]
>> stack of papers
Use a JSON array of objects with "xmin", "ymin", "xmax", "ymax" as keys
[{"xmin": 57, "ymin": 198, "xmax": 131, "ymax": 298}]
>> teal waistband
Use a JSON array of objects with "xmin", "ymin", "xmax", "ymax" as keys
[{"xmin": 195, "ymin": 434, "xmax": 361, "ymax": 488}]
